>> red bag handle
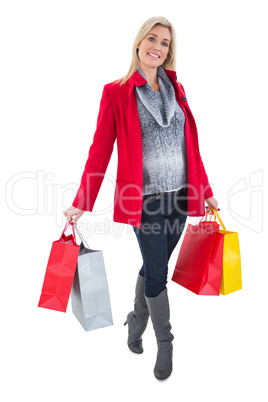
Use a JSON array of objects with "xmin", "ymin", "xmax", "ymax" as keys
[
  {"xmin": 59, "ymin": 222, "xmax": 77, "ymax": 242},
  {"xmin": 200, "ymin": 209, "xmax": 226, "ymax": 231},
  {"xmin": 200, "ymin": 211, "xmax": 215, "ymax": 223}
]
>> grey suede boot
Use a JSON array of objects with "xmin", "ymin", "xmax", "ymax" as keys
[
  {"xmin": 124, "ymin": 274, "xmax": 150, "ymax": 354},
  {"xmin": 145, "ymin": 288, "xmax": 174, "ymax": 380}
]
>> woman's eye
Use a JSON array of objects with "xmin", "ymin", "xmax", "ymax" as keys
[{"xmin": 148, "ymin": 37, "xmax": 168, "ymax": 47}]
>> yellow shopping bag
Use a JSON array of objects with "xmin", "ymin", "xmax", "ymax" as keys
[{"xmin": 211, "ymin": 208, "xmax": 242, "ymax": 295}]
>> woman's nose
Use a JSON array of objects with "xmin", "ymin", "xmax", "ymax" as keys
[{"xmin": 153, "ymin": 41, "xmax": 160, "ymax": 50}]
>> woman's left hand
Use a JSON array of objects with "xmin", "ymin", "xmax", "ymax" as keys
[{"xmin": 205, "ymin": 196, "xmax": 219, "ymax": 214}]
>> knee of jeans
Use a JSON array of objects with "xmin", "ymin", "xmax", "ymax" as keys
[
  {"xmin": 144, "ymin": 276, "xmax": 167, "ymax": 298},
  {"xmin": 139, "ymin": 266, "xmax": 145, "ymax": 277}
]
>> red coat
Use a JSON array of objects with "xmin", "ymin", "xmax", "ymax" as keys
[{"xmin": 72, "ymin": 69, "xmax": 213, "ymax": 229}]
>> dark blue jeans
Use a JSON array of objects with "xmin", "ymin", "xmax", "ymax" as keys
[{"xmin": 132, "ymin": 187, "xmax": 188, "ymax": 297}]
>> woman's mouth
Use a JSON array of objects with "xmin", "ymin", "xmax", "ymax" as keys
[{"xmin": 147, "ymin": 52, "xmax": 160, "ymax": 59}]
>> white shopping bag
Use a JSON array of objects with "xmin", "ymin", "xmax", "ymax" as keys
[{"xmin": 71, "ymin": 225, "xmax": 113, "ymax": 331}]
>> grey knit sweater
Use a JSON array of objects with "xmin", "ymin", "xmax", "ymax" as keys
[{"xmin": 135, "ymin": 66, "xmax": 187, "ymax": 196}]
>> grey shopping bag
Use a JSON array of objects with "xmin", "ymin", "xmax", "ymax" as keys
[{"xmin": 71, "ymin": 225, "xmax": 113, "ymax": 331}]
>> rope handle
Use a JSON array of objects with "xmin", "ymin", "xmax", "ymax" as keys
[
  {"xmin": 59, "ymin": 222, "xmax": 77, "ymax": 242},
  {"xmin": 210, "ymin": 208, "xmax": 226, "ymax": 231},
  {"xmin": 73, "ymin": 224, "xmax": 90, "ymax": 249},
  {"xmin": 200, "ymin": 209, "xmax": 226, "ymax": 231}
]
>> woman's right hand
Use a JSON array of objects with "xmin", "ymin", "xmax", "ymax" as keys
[{"xmin": 64, "ymin": 206, "xmax": 85, "ymax": 224}]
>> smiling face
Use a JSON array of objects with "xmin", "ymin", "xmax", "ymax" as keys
[{"xmin": 136, "ymin": 24, "xmax": 171, "ymax": 71}]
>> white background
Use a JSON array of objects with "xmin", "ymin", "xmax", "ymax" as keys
[{"xmin": 1, "ymin": 0, "xmax": 267, "ymax": 400}]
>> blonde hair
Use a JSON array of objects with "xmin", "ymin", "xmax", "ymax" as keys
[{"xmin": 115, "ymin": 16, "xmax": 177, "ymax": 86}]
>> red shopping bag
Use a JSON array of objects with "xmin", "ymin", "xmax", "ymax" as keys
[
  {"xmin": 172, "ymin": 214, "xmax": 224, "ymax": 295},
  {"xmin": 38, "ymin": 222, "xmax": 80, "ymax": 312}
]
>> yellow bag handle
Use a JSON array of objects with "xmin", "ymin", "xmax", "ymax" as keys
[{"xmin": 210, "ymin": 208, "xmax": 226, "ymax": 231}]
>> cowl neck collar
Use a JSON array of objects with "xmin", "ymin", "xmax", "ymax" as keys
[{"xmin": 135, "ymin": 66, "xmax": 175, "ymax": 127}]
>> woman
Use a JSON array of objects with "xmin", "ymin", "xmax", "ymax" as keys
[{"xmin": 64, "ymin": 16, "xmax": 218, "ymax": 380}]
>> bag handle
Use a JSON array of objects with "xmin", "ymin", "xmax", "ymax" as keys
[
  {"xmin": 73, "ymin": 224, "xmax": 90, "ymax": 249},
  {"xmin": 60, "ymin": 222, "xmax": 77, "ymax": 242},
  {"xmin": 200, "ymin": 211, "xmax": 215, "ymax": 222},
  {"xmin": 211, "ymin": 208, "xmax": 226, "ymax": 231}
]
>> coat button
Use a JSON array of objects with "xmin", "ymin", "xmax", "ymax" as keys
[{"xmin": 182, "ymin": 96, "xmax": 186, "ymax": 102}]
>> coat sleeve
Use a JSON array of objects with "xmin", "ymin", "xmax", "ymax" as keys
[
  {"xmin": 199, "ymin": 155, "xmax": 214, "ymax": 199},
  {"xmin": 72, "ymin": 84, "xmax": 116, "ymax": 211},
  {"xmin": 177, "ymin": 81, "xmax": 214, "ymax": 200}
]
